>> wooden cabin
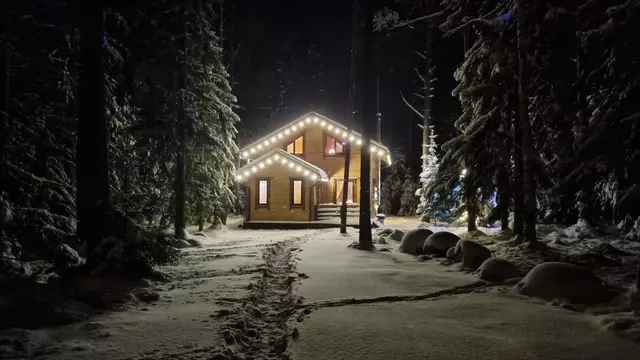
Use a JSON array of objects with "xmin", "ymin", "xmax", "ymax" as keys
[{"xmin": 236, "ymin": 112, "xmax": 391, "ymax": 227}]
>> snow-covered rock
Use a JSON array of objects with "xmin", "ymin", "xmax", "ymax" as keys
[
  {"xmin": 454, "ymin": 239, "xmax": 492, "ymax": 270},
  {"xmin": 564, "ymin": 218, "xmax": 599, "ymax": 239},
  {"xmin": 375, "ymin": 228, "xmax": 394, "ymax": 237},
  {"xmin": 515, "ymin": 262, "xmax": 614, "ymax": 304},
  {"xmin": 389, "ymin": 229, "xmax": 405, "ymax": 241},
  {"xmin": 373, "ymin": 236, "xmax": 387, "ymax": 245},
  {"xmin": 398, "ymin": 228, "xmax": 433, "ymax": 255},
  {"xmin": 423, "ymin": 231, "xmax": 460, "ymax": 256},
  {"xmin": 56, "ymin": 244, "xmax": 84, "ymax": 267},
  {"xmin": 475, "ymin": 258, "xmax": 520, "ymax": 283},
  {"xmin": 174, "ymin": 240, "xmax": 192, "ymax": 249},
  {"xmin": 446, "ymin": 247, "xmax": 460, "ymax": 262},
  {"xmin": 192, "ymin": 232, "xmax": 210, "ymax": 238},
  {"xmin": 186, "ymin": 238, "xmax": 203, "ymax": 247}
]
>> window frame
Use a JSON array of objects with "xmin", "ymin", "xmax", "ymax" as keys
[
  {"xmin": 255, "ymin": 178, "xmax": 271, "ymax": 209},
  {"xmin": 289, "ymin": 178, "xmax": 305, "ymax": 209},
  {"xmin": 324, "ymin": 133, "xmax": 345, "ymax": 156},
  {"xmin": 285, "ymin": 135, "xmax": 305, "ymax": 156}
]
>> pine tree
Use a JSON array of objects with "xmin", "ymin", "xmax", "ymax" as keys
[{"xmin": 416, "ymin": 125, "xmax": 439, "ymax": 220}]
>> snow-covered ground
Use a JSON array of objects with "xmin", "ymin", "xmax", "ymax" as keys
[
  {"xmin": 290, "ymin": 229, "xmax": 640, "ymax": 360},
  {"xmin": 0, "ymin": 221, "xmax": 318, "ymax": 360},
  {"xmin": 2, "ymin": 219, "xmax": 640, "ymax": 360}
]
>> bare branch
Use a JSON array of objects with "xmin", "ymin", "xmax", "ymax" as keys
[
  {"xmin": 401, "ymin": 91, "xmax": 424, "ymax": 119},
  {"xmin": 390, "ymin": 11, "xmax": 444, "ymax": 31},
  {"xmin": 413, "ymin": 68, "xmax": 426, "ymax": 84},
  {"xmin": 445, "ymin": 0, "xmax": 510, "ymax": 35},
  {"xmin": 415, "ymin": 50, "xmax": 426, "ymax": 60}
]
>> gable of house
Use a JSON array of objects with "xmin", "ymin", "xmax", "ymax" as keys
[{"xmin": 238, "ymin": 111, "xmax": 391, "ymax": 165}]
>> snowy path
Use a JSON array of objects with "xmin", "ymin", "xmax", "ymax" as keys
[
  {"xmin": 0, "ymin": 226, "xmax": 315, "ymax": 360},
  {"xmin": 289, "ymin": 230, "xmax": 640, "ymax": 360}
]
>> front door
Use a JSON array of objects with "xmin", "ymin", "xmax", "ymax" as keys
[{"xmin": 335, "ymin": 180, "xmax": 355, "ymax": 204}]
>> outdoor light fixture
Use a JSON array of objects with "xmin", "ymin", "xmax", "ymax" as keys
[
  {"xmin": 349, "ymin": 135, "xmax": 355, "ymax": 141},
  {"xmin": 311, "ymin": 174, "xmax": 318, "ymax": 180},
  {"xmin": 370, "ymin": 145, "xmax": 376, "ymax": 152},
  {"xmin": 342, "ymin": 131, "xmax": 348, "ymax": 137},
  {"xmin": 250, "ymin": 148, "xmax": 256, "ymax": 153},
  {"xmin": 292, "ymin": 125, "xmax": 297, "ymax": 131},
  {"xmin": 356, "ymin": 139, "xmax": 362, "ymax": 145},
  {"xmin": 288, "ymin": 163, "xmax": 294, "ymax": 168},
  {"xmin": 251, "ymin": 167, "xmax": 257, "ymax": 173},
  {"xmin": 328, "ymin": 124, "xmax": 334, "ymax": 130},
  {"xmin": 271, "ymin": 136, "xmax": 277, "ymax": 142},
  {"xmin": 259, "ymin": 163, "xmax": 265, "ymax": 168},
  {"xmin": 321, "ymin": 121, "xmax": 326, "ymax": 127},
  {"xmin": 278, "ymin": 133, "xmax": 284, "ymax": 139},
  {"xmin": 377, "ymin": 150, "xmax": 384, "ymax": 156},
  {"xmin": 304, "ymin": 170, "xmax": 310, "ymax": 175},
  {"xmin": 460, "ymin": 169, "xmax": 467, "ymax": 177},
  {"xmin": 267, "ymin": 159, "xmax": 273, "ymax": 165},
  {"xmin": 274, "ymin": 154, "xmax": 280, "ymax": 160},
  {"xmin": 306, "ymin": 117, "xmax": 312, "ymax": 123},
  {"xmin": 236, "ymin": 175, "xmax": 242, "ymax": 181},
  {"xmin": 242, "ymin": 151, "xmax": 248, "ymax": 157},
  {"xmin": 296, "ymin": 165, "xmax": 302, "ymax": 172},
  {"xmin": 313, "ymin": 117, "xmax": 319, "ymax": 123},
  {"xmin": 257, "ymin": 144, "xmax": 263, "ymax": 150},
  {"xmin": 299, "ymin": 121, "xmax": 305, "ymax": 127}
]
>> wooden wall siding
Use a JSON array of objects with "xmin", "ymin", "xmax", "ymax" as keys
[
  {"xmin": 247, "ymin": 163, "xmax": 313, "ymax": 221},
  {"xmin": 303, "ymin": 125, "xmax": 379, "ymax": 207}
]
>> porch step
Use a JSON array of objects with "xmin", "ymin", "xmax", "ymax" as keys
[{"xmin": 316, "ymin": 203, "xmax": 360, "ymax": 220}]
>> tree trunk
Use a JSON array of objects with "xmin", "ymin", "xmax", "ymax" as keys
[
  {"xmin": 421, "ymin": 0, "xmax": 433, "ymax": 173},
  {"xmin": 341, "ymin": 0, "xmax": 358, "ymax": 234},
  {"xmin": 340, "ymin": 143, "xmax": 351, "ymax": 233},
  {"xmin": 358, "ymin": 0, "xmax": 374, "ymax": 247},
  {"xmin": 512, "ymin": 99, "xmax": 524, "ymax": 235},
  {"xmin": 174, "ymin": 4, "xmax": 188, "ymax": 240},
  {"xmin": 516, "ymin": 0, "xmax": 537, "ymax": 243},
  {"xmin": 499, "ymin": 132, "xmax": 511, "ymax": 231},
  {"xmin": 465, "ymin": 172, "xmax": 477, "ymax": 232},
  {"xmin": 77, "ymin": 0, "xmax": 111, "ymax": 262},
  {"xmin": 0, "ymin": 0, "xmax": 9, "ymax": 238}
]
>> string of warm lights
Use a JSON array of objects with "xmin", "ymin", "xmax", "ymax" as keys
[
  {"xmin": 240, "ymin": 115, "xmax": 389, "ymax": 159},
  {"xmin": 235, "ymin": 151, "xmax": 329, "ymax": 183}
]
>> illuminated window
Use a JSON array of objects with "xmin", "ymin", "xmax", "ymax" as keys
[
  {"xmin": 325, "ymin": 135, "xmax": 344, "ymax": 155},
  {"xmin": 257, "ymin": 179, "xmax": 269, "ymax": 207},
  {"xmin": 286, "ymin": 136, "xmax": 304, "ymax": 155},
  {"xmin": 290, "ymin": 179, "xmax": 303, "ymax": 207}
]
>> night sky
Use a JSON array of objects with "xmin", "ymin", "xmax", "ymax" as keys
[{"xmin": 229, "ymin": 0, "xmax": 464, "ymax": 173}]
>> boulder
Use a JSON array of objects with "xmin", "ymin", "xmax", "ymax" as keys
[
  {"xmin": 398, "ymin": 228, "xmax": 433, "ymax": 255},
  {"xmin": 454, "ymin": 239, "xmax": 491, "ymax": 270},
  {"xmin": 373, "ymin": 236, "xmax": 388, "ymax": 245},
  {"xmin": 375, "ymin": 228, "xmax": 394, "ymax": 237},
  {"xmin": 446, "ymin": 247, "xmax": 462, "ymax": 263},
  {"xmin": 515, "ymin": 262, "xmax": 614, "ymax": 304},
  {"xmin": 174, "ymin": 240, "xmax": 192, "ymax": 249},
  {"xmin": 389, "ymin": 229, "xmax": 405, "ymax": 241},
  {"xmin": 186, "ymin": 238, "xmax": 203, "ymax": 247},
  {"xmin": 423, "ymin": 232, "xmax": 460, "ymax": 257},
  {"xmin": 475, "ymin": 258, "xmax": 520, "ymax": 283}
]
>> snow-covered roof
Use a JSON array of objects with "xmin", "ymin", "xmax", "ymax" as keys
[
  {"xmin": 235, "ymin": 149, "xmax": 329, "ymax": 183},
  {"xmin": 239, "ymin": 111, "xmax": 391, "ymax": 164}
]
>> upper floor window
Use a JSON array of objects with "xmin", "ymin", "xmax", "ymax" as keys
[
  {"xmin": 325, "ymin": 135, "xmax": 344, "ymax": 155},
  {"xmin": 286, "ymin": 136, "xmax": 304, "ymax": 155}
]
